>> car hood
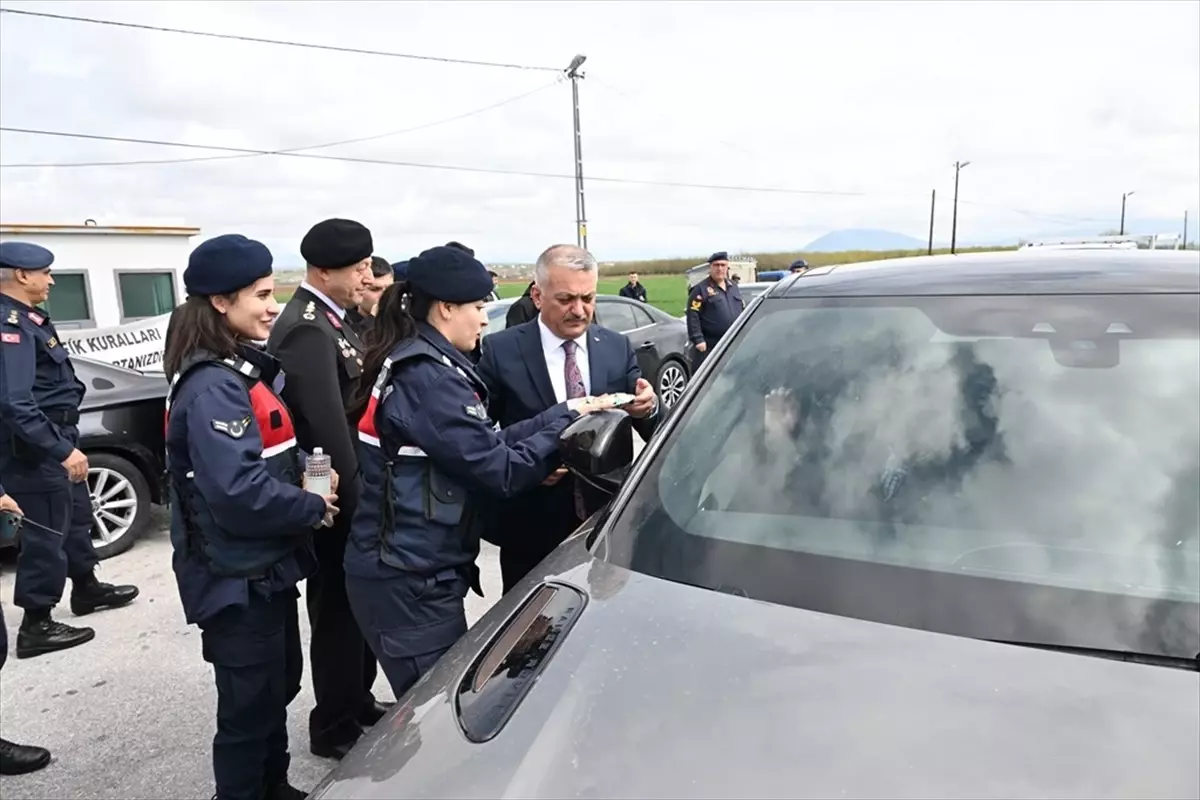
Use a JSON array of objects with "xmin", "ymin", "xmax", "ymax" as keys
[{"xmin": 313, "ymin": 541, "xmax": 1200, "ymax": 800}]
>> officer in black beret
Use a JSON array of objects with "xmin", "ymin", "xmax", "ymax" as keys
[
  {"xmin": 266, "ymin": 219, "xmax": 388, "ymax": 759},
  {"xmin": 342, "ymin": 246, "xmax": 612, "ymax": 699},
  {"xmin": 0, "ymin": 241, "xmax": 139, "ymax": 663},
  {"xmin": 685, "ymin": 250, "xmax": 744, "ymax": 370}
]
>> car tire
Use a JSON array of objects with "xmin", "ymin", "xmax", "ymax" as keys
[
  {"xmin": 85, "ymin": 452, "xmax": 151, "ymax": 560},
  {"xmin": 655, "ymin": 358, "xmax": 689, "ymax": 411}
]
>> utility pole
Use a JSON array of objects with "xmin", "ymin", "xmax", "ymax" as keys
[
  {"xmin": 1119, "ymin": 190, "xmax": 1135, "ymax": 236},
  {"xmin": 927, "ymin": 189, "xmax": 936, "ymax": 255},
  {"xmin": 1185, "ymin": 210, "xmax": 1189, "ymax": 249},
  {"xmin": 566, "ymin": 54, "xmax": 588, "ymax": 250},
  {"xmin": 951, "ymin": 160, "xmax": 970, "ymax": 255}
]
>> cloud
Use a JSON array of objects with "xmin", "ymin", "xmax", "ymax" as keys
[{"xmin": 1, "ymin": 0, "xmax": 1197, "ymax": 261}]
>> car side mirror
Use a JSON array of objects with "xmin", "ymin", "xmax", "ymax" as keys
[{"xmin": 559, "ymin": 409, "xmax": 634, "ymax": 495}]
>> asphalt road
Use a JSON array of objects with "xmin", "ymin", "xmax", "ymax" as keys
[{"xmin": 0, "ymin": 509, "xmax": 504, "ymax": 800}]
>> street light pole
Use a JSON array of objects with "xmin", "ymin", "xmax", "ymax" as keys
[
  {"xmin": 950, "ymin": 160, "xmax": 970, "ymax": 255},
  {"xmin": 927, "ymin": 188, "xmax": 936, "ymax": 255},
  {"xmin": 566, "ymin": 54, "xmax": 588, "ymax": 250},
  {"xmin": 1120, "ymin": 191, "xmax": 1135, "ymax": 236}
]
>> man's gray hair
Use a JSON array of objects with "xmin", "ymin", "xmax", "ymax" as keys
[{"xmin": 534, "ymin": 244, "xmax": 597, "ymax": 287}]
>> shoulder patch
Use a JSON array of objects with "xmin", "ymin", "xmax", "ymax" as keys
[
  {"xmin": 1, "ymin": 331, "xmax": 20, "ymax": 344},
  {"xmin": 464, "ymin": 401, "xmax": 487, "ymax": 419},
  {"xmin": 47, "ymin": 336, "xmax": 58, "ymax": 348},
  {"xmin": 689, "ymin": 298, "xmax": 703, "ymax": 312},
  {"xmin": 302, "ymin": 301, "xmax": 316, "ymax": 321},
  {"xmin": 4, "ymin": 308, "xmax": 19, "ymax": 326},
  {"xmin": 212, "ymin": 415, "xmax": 252, "ymax": 439}
]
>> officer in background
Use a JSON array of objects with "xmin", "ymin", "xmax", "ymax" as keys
[
  {"xmin": 685, "ymin": 250, "xmax": 744, "ymax": 370},
  {"xmin": 345, "ymin": 256, "xmax": 393, "ymax": 338},
  {"xmin": 0, "ymin": 242, "xmax": 138, "ymax": 660},
  {"xmin": 164, "ymin": 234, "xmax": 338, "ymax": 800},
  {"xmin": 344, "ymin": 246, "xmax": 613, "ymax": 697},
  {"xmin": 0, "ymin": 485, "xmax": 52, "ymax": 776},
  {"xmin": 266, "ymin": 219, "xmax": 386, "ymax": 760},
  {"xmin": 789, "ymin": 258, "xmax": 809, "ymax": 274}
]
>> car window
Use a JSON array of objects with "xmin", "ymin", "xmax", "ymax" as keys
[
  {"xmin": 629, "ymin": 304, "xmax": 655, "ymax": 328},
  {"xmin": 483, "ymin": 302, "xmax": 513, "ymax": 337},
  {"xmin": 597, "ymin": 300, "xmax": 642, "ymax": 333},
  {"xmin": 603, "ymin": 294, "xmax": 1200, "ymax": 661}
]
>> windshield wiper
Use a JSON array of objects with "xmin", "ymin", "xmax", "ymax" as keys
[{"xmin": 988, "ymin": 640, "xmax": 1199, "ymax": 672}]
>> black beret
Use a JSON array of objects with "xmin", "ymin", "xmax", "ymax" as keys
[
  {"xmin": 406, "ymin": 246, "xmax": 494, "ymax": 304},
  {"xmin": 789, "ymin": 259, "xmax": 809, "ymax": 270},
  {"xmin": 300, "ymin": 218, "xmax": 373, "ymax": 269},
  {"xmin": 184, "ymin": 234, "xmax": 273, "ymax": 296},
  {"xmin": 444, "ymin": 240, "xmax": 475, "ymax": 257},
  {"xmin": 0, "ymin": 241, "xmax": 54, "ymax": 270},
  {"xmin": 708, "ymin": 251, "xmax": 730, "ymax": 263}
]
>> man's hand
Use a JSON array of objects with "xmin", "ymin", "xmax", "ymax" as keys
[
  {"xmin": 542, "ymin": 467, "xmax": 569, "ymax": 487},
  {"xmin": 62, "ymin": 448, "xmax": 89, "ymax": 483},
  {"xmin": 330, "ymin": 468, "xmax": 340, "ymax": 494},
  {"xmin": 626, "ymin": 377, "xmax": 657, "ymax": 419},
  {"xmin": 0, "ymin": 493, "xmax": 23, "ymax": 516},
  {"xmin": 695, "ymin": 342, "xmax": 707, "ymax": 353}
]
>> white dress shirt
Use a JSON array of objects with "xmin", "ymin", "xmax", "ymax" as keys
[
  {"xmin": 300, "ymin": 280, "xmax": 346, "ymax": 319},
  {"xmin": 538, "ymin": 317, "xmax": 590, "ymax": 403}
]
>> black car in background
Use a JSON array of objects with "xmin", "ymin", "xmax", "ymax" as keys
[
  {"xmin": 484, "ymin": 295, "xmax": 695, "ymax": 410},
  {"xmin": 74, "ymin": 357, "xmax": 167, "ymax": 559}
]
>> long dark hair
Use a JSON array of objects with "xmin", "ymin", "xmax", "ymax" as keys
[
  {"xmin": 347, "ymin": 280, "xmax": 432, "ymax": 423},
  {"xmin": 163, "ymin": 295, "xmax": 239, "ymax": 380}
]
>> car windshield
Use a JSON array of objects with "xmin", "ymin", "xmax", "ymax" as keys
[
  {"xmin": 483, "ymin": 301, "xmax": 513, "ymax": 337},
  {"xmin": 603, "ymin": 293, "xmax": 1200, "ymax": 661}
]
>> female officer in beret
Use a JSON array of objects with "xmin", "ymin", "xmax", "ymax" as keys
[
  {"xmin": 345, "ymin": 245, "xmax": 613, "ymax": 698},
  {"xmin": 163, "ymin": 234, "xmax": 340, "ymax": 800}
]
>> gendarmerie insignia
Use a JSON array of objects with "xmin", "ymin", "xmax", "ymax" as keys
[
  {"xmin": 212, "ymin": 416, "xmax": 251, "ymax": 439},
  {"xmin": 5, "ymin": 309, "xmax": 19, "ymax": 325},
  {"xmin": 302, "ymin": 301, "xmax": 316, "ymax": 321}
]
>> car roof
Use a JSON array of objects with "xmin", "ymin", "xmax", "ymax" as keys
[{"xmin": 770, "ymin": 249, "xmax": 1200, "ymax": 298}]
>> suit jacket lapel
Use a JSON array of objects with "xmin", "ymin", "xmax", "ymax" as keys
[
  {"xmin": 587, "ymin": 326, "xmax": 606, "ymax": 396},
  {"xmin": 519, "ymin": 323, "xmax": 557, "ymax": 409}
]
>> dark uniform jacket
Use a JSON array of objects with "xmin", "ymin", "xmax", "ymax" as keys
[
  {"xmin": 347, "ymin": 324, "xmax": 576, "ymax": 592},
  {"xmin": 266, "ymin": 286, "xmax": 367, "ymax": 537},
  {"xmin": 685, "ymin": 276, "xmax": 745, "ymax": 348},
  {"xmin": 0, "ymin": 296, "xmax": 85, "ymax": 492},
  {"xmin": 165, "ymin": 345, "xmax": 325, "ymax": 624}
]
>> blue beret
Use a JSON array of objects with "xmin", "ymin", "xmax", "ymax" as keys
[
  {"xmin": 0, "ymin": 241, "xmax": 54, "ymax": 271},
  {"xmin": 392, "ymin": 259, "xmax": 410, "ymax": 281},
  {"xmin": 708, "ymin": 251, "xmax": 730, "ymax": 263},
  {"xmin": 184, "ymin": 234, "xmax": 273, "ymax": 296},
  {"xmin": 406, "ymin": 246, "xmax": 494, "ymax": 304}
]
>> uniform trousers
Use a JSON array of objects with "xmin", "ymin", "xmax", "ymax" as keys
[
  {"xmin": 199, "ymin": 591, "xmax": 302, "ymax": 800},
  {"xmin": 10, "ymin": 481, "xmax": 99, "ymax": 611}
]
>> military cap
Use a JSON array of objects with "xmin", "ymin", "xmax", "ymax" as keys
[
  {"xmin": 406, "ymin": 246, "xmax": 494, "ymax": 304},
  {"xmin": 300, "ymin": 218, "xmax": 373, "ymax": 269},
  {"xmin": 184, "ymin": 234, "xmax": 273, "ymax": 296},
  {"xmin": 0, "ymin": 241, "xmax": 54, "ymax": 271},
  {"xmin": 392, "ymin": 259, "xmax": 410, "ymax": 281},
  {"xmin": 789, "ymin": 259, "xmax": 809, "ymax": 271},
  {"xmin": 444, "ymin": 241, "xmax": 475, "ymax": 257},
  {"xmin": 708, "ymin": 251, "xmax": 730, "ymax": 263}
]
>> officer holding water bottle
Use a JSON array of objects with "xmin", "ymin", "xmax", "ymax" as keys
[{"xmin": 162, "ymin": 234, "xmax": 340, "ymax": 800}]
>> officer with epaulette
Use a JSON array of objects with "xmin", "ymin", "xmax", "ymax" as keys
[
  {"xmin": 343, "ymin": 245, "xmax": 613, "ymax": 698},
  {"xmin": 163, "ymin": 233, "xmax": 339, "ymax": 800},
  {"xmin": 0, "ymin": 242, "xmax": 139, "ymax": 660},
  {"xmin": 266, "ymin": 218, "xmax": 387, "ymax": 760},
  {"xmin": 685, "ymin": 250, "xmax": 744, "ymax": 369}
]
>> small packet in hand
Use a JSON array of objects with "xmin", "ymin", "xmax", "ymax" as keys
[{"xmin": 607, "ymin": 393, "xmax": 636, "ymax": 407}]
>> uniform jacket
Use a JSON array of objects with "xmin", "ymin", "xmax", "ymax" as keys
[
  {"xmin": 475, "ymin": 319, "xmax": 660, "ymax": 552},
  {"xmin": 347, "ymin": 323, "xmax": 576, "ymax": 588},
  {"xmin": 686, "ymin": 275, "xmax": 744, "ymax": 347},
  {"xmin": 266, "ymin": 286, "xmax": 367, "ymax": 538},
  {"xmin": 165, "ymin": 345, "xmax": 325, "ymax": 624},
  {"xmin": 0, "ymin": 295, "xmax": 86, "ymax": 491}
]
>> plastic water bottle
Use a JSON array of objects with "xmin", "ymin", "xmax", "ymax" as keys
[{"xmin": 305, "ymin": 447, "xmax": 333, "ymax": 527}]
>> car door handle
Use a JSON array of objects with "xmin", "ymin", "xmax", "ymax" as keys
[{"xmin": 637, "ymin": 341, "xmax": 655, "ymax": 350}]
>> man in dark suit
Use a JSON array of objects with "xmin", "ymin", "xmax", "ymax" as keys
[
  {"xmin": 477, "ymin": 244, "xmax": 661, "ymax": 593},
  {"xmin": 266, "ymin": 218, "xmax": 388, "ymax": 760}
]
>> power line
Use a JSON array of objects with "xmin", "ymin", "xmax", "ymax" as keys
[
  {"xmin": 0, "ymin": 126, "xmax": 868, "ymax": 197},
  {"xmin": 0, "ymin": 7, "xmax": 561, "ymax": 73},
  {"xmin": 0, "ymin": 77, "xmax": 564, "ymax": 169}
]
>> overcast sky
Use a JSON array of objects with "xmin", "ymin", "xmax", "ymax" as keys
[{"xmin": 1, "ymin": 0, "xmax": 1197, "ymax": 264}]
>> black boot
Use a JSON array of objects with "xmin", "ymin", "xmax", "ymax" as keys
[
  {"xmin": 264, "ymin": 781, "xmax": 308, "ymax": 800},
  {"xmin": 70, "ymin": 571, "xmax": 139, "ymax": 616},
  {"xmin": 0, "ymin": 737, "xmax": 52, "ymax": 775},
  {"xmin": 15, "ymin": 609, "xmax": 94, "ymax": 659}
]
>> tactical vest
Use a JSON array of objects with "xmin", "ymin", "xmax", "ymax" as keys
[
  {"xmin": 165, "ymin": 353, "xmax": 309, "ymax": 578},
  {"xmin": 352, "ymin": 337, "xmax": 483, "ymax": 593}
]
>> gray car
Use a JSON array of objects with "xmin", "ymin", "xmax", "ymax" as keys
[{"xmin": 311, "ymin": 249, "xmax": 1200, "ymax": 799}]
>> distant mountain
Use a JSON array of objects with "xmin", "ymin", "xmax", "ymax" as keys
[{"xmin": 805, "ymin": 229, "xmax": 927, "ymax": 252}]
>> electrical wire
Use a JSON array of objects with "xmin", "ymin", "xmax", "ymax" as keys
[
  {"xmin": 0, "ymin": 126, "xmax": 868, "ymax": 197},
  {"xmin": 0, "ymin": 7, "xmax": 562, "ymax": 73},
  {"xmin": 0, "ymin": 77, "xmax": 565, "ymax": 169}
]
